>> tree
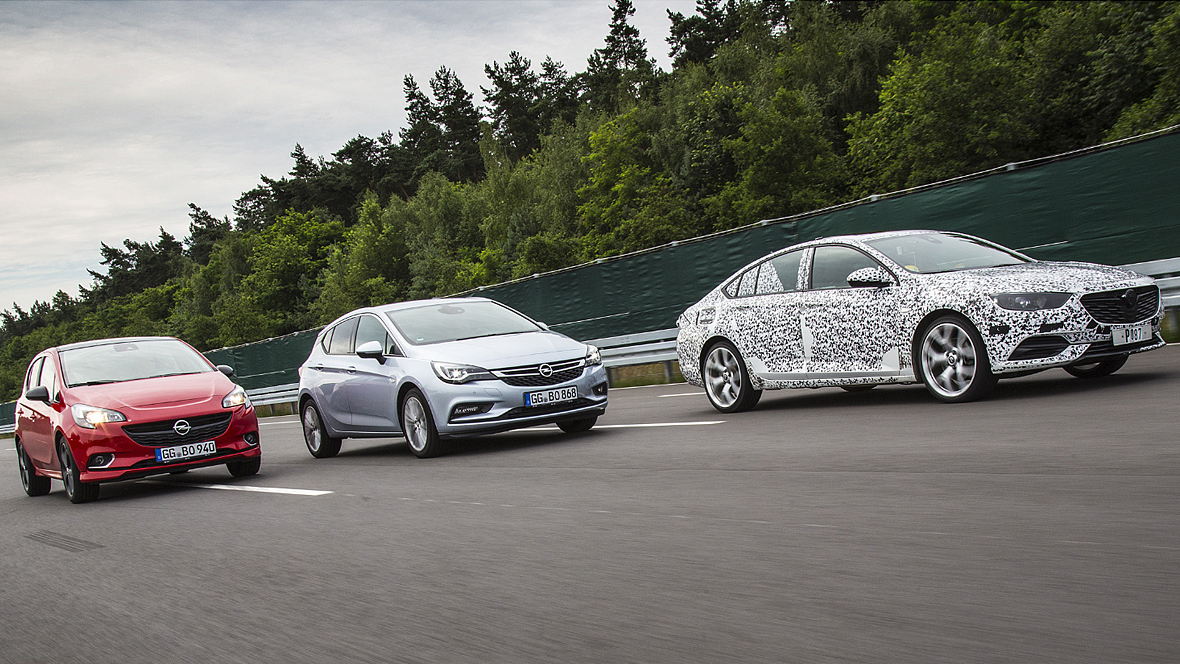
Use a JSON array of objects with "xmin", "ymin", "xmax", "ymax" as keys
[
  {"xmin": 484, "ymin": 52, "xmax": 543, "ymax": 161},
  {"xmin": 184, "ymin": 203, "xmax": 231, "ymax": 265},
  {"xmin": 401, "ymin": 68, "xmax": 485, "ymax": 186},
  {"xmin": 582, "ymin": 0, "xmax": 658, "ymax": 113},
  {"xmin": 83, "ymin": 228, "xmax": 186, "ymax": 301}
]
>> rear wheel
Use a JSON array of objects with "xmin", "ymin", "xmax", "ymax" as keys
[
  {"xmin": 16, "ymin": 440, "xmax": 50, "ymax": 497},
  {"xmin": 227, "ymin": 457, "xmax": 261, "ymax": 477},
  {"xmin": 702, "ymin": 340, "xmax": 762, "ymax": 413},
  {"xmin": 402, "ymin": 388, "xmax": 444, "ymax": 458},
  {"xmin": 916, "ymin": 315, "xmax": 996, "ymax": 403},
  {"xmin": 1064, "ymin": 355, "xmax": 1128, "ymax": 378},
  {"xmin": 558, "ymin": 416, "xmax": 597, "ymax": 433},
  {"xmin": 57, "ymin": 438, "xmax": 99, "ymax": 504},
  {"xmin": 302, "ymin": 401, "xmax": 341, "ymax": 459}
]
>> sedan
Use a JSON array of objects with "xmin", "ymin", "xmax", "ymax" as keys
[
  {"xmin": 14, "ymin": 336, "xmax": 261, "ymax": 503},
  {"xmin": 677, "ymin": 230, "xmax": 1166, "ymax": 411},
  {"xmin": 297, "ymin": 297, "xmax": 608, "ymax": 458}
]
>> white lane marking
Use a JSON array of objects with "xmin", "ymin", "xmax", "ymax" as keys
[
  {"xmin": 527, "ymin": 421, "xmax": 724, "ymax": 431},
  {"xmin": 146, "ymin": 481, "xmax": 332, "ymax": 496},
  {"xmin": 259, "ymin": 420, "xmax": 299, "ymax": 426},
  {"xmin": 657, "ymin": 392, "xmax": 704, "ymax": 398}
]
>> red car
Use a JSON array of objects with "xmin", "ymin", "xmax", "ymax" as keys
[{"xmin": 14, "ymin": 336, "xmax": 261, "ymax": 503}]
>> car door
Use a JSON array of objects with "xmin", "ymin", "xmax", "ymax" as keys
[
  {"xmin": 307, "ymin": 317, "xmax": 358, "ymax": 432},
  {"xmin": 17, "ymin": 355, "xmax": 57, "ymax": 469},
  {"xmin": 343, "ymin": 314, "xmax": 405, "ymax": 433},
  {"xmin": 800, "ymin": 244, "xmax": 902, "ymax": 377},
  {"xmin": 726, "ymin": 250, "xmax": 808, "ymax": 380}
]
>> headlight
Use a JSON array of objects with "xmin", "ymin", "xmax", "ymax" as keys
[
  {"xmin": 991, "ymin": 292, "xmax": 1072, "ymax": 311},
  {"xmin": 585, "ymin": 345, "xmax": 601, "ymax": 365},
  {"xmin": 70, "ymin": 404, "xmax": 127, "ymax": 429},
  {"xmin": 222, "ymin": 385, "xmax": 251, "ymax": 409},
  {"xmin": 432, "ymin": 362, "xmax": 495, "ymax": 384}
]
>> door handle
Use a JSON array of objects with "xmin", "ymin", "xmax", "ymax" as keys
[
  {"xmin": 347, "ymin": 366, "xmax": 357, "ymax": 374},
  {"xmin": 310, "ymin": 365, "xmax": 323, "ymax": 371}
]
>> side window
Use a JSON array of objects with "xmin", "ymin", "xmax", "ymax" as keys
[
  {"xmin": 723, "ymin": 277, "xmax": 740, "ymax": 298},
  {"xmin": 810, "ymin": 245, "xmax": 882, "ymax": 290},
  {"xmin": 756, "ymin": 250, "xmax": 804, "ymax": 295},
  {"xmin": 355, "ymin": 315, "xmax": 390, "ymax": 355},
  {"xmin": 39, "ymin": 360, "xmax": 59, "ymax": 401},
  {"xmin": 327, "ymin": 317, "xmax": 359, "ymax": 355},
  {"xmin": 736, "ymin": 268, "xmax": 758, "ymax": 297},
  {"xmin": 25, "ymin": 357, "xmax": 45, "ymax": 392},
  {"xmin": 319, "ymin": 329, "xmax": 332, "ymax": 354}
]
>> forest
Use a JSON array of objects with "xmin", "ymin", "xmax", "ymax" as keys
[{"xmin": 3, "ymin": 0, "xmax": 1180, "ymax": 402}]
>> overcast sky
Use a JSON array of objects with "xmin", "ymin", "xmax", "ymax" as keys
[{"xmin": 0, "ymin": 0, "xmax": 696, "ymax": 312}]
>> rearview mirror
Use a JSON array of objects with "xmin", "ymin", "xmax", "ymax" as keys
[
  {"xmin": 847, "ymin": 266, "xmax": 893, "ymax": 288},
  {"xmin": 24, "ymin": 385, "xmax": 50, "ymax": 402},
  {"xmin": 356, "ymin": 340, "xmax": 386, "ymax": 363},
  {"xmin": 217, "ymin": 364, "xmax": 235, "ymax": 378}
]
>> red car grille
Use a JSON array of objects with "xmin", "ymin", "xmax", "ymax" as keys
[{"xmin": 121, "ymin": 412, "xmax": 233, "ymax": 447}]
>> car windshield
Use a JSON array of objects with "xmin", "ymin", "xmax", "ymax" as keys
[
  {"xmin": 386, "ymin": 301, "xmax": 539, "ymax": 345},
  {"xmin": 866, "ymin": 232, "xmax": 1029, "ymax": 273},
  {"xmin": 60, "ymin": 339, "xmax": 213, "ymax": 387}
]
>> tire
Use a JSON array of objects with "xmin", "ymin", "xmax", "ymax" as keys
[
  {"xmin": 57, "ymin": 438, "xmax": 99, "ymax": 504},
  {"xmin": 915, "ymin": 314, "xmax": 996, "ymax": 403},
  {"xmin": 840, "ymin": 384, "xmax": 877, "ymax": 393},
  {"xmin": 227, "ymin": 457, "xmax": 261, "ymax": 477},
  {"xmin": 401, "ymin": 388, "xmax": 444, "ymax": 458},
  {"xmin": 701, "ymin": 340, "xmax": 762, "ymax": 413},
  {"xmin": 1064, "ymin": 355, "xmax": 1128, "ymax": 378},
  {"xmin": 16, "ymin": 440, "xmax": 50, "ymax": 497},
  {"xmin": 558, "ymin": 416, "xmax": 597, "ymax": 433},
  {"xmin": 301, "ymin": 401, "xmax": 342, "ymax": 459}
]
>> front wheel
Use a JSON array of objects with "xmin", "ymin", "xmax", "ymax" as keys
[
  {"xmin": 57, "ymin": 439, "xmax": 99, "ymax": 504},
  {"xmin": 1064, "ymin": 355, "xmax": 1127, "ymax": 378},
  {"xmin": 558, "ymin": 416, "xmax": 597, "ymax": 433},
  {"xmin": 702, "ymin": 340, "xmax": 762, "ymax": 413},
  {"xmin": 227, "ymin": 457, "xmax": 261, "ymax": 477},
  {"xmin": 402, "ymin": 388, "xmax": 444, "ymax": 458},
  {"xmin": 302, "ymin": 401, "xmax": 342, "ymax": 459},
  {"xmin": 916, "ymin": 315, "xmax": 996, "ymax": 403},
  {"xmin": 17, "ymin": 441, "xmax": 50, "ymax": 497}
]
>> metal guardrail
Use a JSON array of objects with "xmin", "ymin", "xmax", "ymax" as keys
[{"xmin": 1126, "ymin": 257, "xmax": 1180, "ymax": 308}]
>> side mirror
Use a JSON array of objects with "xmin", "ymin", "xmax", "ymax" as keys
[
  {"xmin": 847, "ymin": 266, "xmax": 893, "ymax": 289},
  {"xmin": 537, "ymin": 322, "xmax": 550, "ymax": 331},
  {"xmin": 24, "ymin": 385, "xmax": 50, "ymax": 402},
  {"xmin": 356, "ymin": 340, "xmax": 386, "ymax": 364},
  {"xmin": 217, "ymin": 365, "xmax": 235, "ymax": 378}
]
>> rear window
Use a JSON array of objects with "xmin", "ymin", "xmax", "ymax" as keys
[{"xmin": 386, "ymin": 301, "xmax": 538, "ymax": 345}]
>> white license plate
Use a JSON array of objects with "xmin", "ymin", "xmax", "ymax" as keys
[
  {"xmin": 155, "ymin": 440, "xmax": 217, "ymax": 463},
  {"xmin": 525, "ymin": 386, "xmax": 578, "ymax": 407},
  {"xmin": 1111, "ymin": 323, "xmax": 1150, "ymax": 346}
]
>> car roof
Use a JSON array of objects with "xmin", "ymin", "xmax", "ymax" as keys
[
  {"xmin": 51, "ymin": 336, "xmax": 179, "ymax": 353},
  {"xmin": 318, "ymin": 297, "xmax": 499, "ymax": 333}
]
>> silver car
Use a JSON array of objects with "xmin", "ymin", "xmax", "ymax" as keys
[
  {"xmin": 297, "ymin": 298, "xmax": 608, "ymax": 458},
  {"xmin": 677, "ymin": 230, "xmax": 1165, "ymax": 411}
]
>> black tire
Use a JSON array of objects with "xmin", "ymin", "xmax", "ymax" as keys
[
  {"xmin": 914, "ymin": 314, "xmax": 996, "ymax": 403},
  {"xmin": 558, "ymin": 416, "xmax": 597, "ymax": 433},
  {"xmin": 16, "ymin": 440, "xmax": 50, "ymax": 497},
  {"xmin": 301, "ymin": 400, "xmax": 342, "ymax": 459},
  {"xmin": 401, "ymin": 388, "xmax": 445, "ymax": 458},
  {"xmin": 840, "ymin": 384, "xmax": 877, "ymax": 393},
  {"xmin": 701, "ymin": 340, "xmax": 762, "ymax": 413},
  {"xmin": 1064, "ymin": 355, "xmax": 1128, "ymax": 378},
  {"xmin": 227, "ymin": 457, "xmax": 261, "ymax": 477},
  {"xmin": 57, "ymin": 438, "xmax": 99, "ymax": 504}
]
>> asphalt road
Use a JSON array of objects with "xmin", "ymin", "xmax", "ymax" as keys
[{"xmin": 2, "ymin": 347, "xmax": 1178, "ymax": 663}]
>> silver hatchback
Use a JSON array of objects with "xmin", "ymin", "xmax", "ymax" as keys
[{"xmin": 297, "ymin": 298, "xmax": 609, "ymax": 458}]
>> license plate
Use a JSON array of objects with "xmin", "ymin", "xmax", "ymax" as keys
[
  {"xmin": 525, "ymin": 386, "xmax": 578, "ymax": 407},
  {"xmin": 1111, "ymin": 323, "xmax": 1150, "ymax": 346},
  {"xmin": 155, "ymin": 440, "xmax": 217, "ymax": 463}
]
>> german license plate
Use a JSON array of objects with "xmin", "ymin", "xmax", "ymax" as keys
[
  {"xmin": 525, "ymin": 386, "xmax": 578, "ymax": 407},
  {"xmin": 156, "ymin": 440, "xmax": 217, "ymax": 463},
  {"xmin": 1111, "ymin": 323, "xmax": 1150, "ymax": 346}
]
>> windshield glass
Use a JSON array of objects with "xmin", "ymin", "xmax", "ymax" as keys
[
  {"xmin": 866, "ymin": 232, "xmax": 1029, "ymax": 273},
  {"xmin": 60, "ymin": 339, "xmax": 213, "ymax": 387},
  {"xmin": 386, "ymin": 301, "xmax": 539, "ymax": 345}
]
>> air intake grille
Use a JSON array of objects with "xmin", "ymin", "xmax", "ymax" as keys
[
  {"xmin": 122, "ymin": 412, "xmax": 232, "ymax": 447},
  {"xmin": 493, "ymin": 359, "xmax": 585, "ymax": 387},
  {"xmin": 1080, "ymin": 286, "xmax": 1159, "ymax": 324},
  {"xmin": 1008, "ymin": 336, "xmax": 1070, "ymax": 361}
]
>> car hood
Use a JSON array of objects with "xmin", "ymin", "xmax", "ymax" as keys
[
  {"xmin": 919, "ymin": 261, "xmax": 1151, "ymax": 294},
  {"xmin": 67, "ymin": 371, "xmax": 235, "ymax": 413},
  {"xmin": 419, "ymin": 331, "xmax": 589, "ymax": 368}
]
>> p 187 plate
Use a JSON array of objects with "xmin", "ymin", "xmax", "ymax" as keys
[{"xmin": 1111, "ymin": 323, "xmax": 1150, "ymax": 346}]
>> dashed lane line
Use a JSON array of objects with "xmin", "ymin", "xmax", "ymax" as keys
[
  {"xmin": 144, "ymin": 480, "xmax": 332, "ymax": 496},
  {"xmin": 657, "ymin": 392, "xmax": 705, "ymax": 398}
]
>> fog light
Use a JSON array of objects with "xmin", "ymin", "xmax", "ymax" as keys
[
  {"xmin": 593, "ymin": 382, "xmax": 608, "ymax": 396},
  {"xmin": 244, "ymin": 432, "xmax": 259, "ymax": 446},
  {"xmin": 87, "ymin": 453, "xmax": 115, "ymax": 469}
]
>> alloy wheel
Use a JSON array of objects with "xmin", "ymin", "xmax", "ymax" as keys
[
  {"xmin": 705, "ymin": 345, "xmax": 743, "ymax": 408},
  {"xmin": 922, "ymin": 322, "xmax": 978, "ymax": 399}
]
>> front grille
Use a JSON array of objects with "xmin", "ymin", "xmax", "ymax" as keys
[
  {"xmin": 493, "ymin": 358, "xmax": 585, "ymax": 387},
  {"xmin": 1080, "ymin": 286, "xmax": 1159, "ymax": 324},
  {"xmin": 122, "ymin": 412, "xmax": 233, "ymax": 447},
  {"xmin": 1008, "ymin": 336, "xmax": 1070, "ymax": 361},
  {"xmin": 499, "ymin": 398, "xmax": 597, "ymax": 420}
]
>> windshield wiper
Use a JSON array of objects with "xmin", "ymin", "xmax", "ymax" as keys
[{"xmin": 72, "ymin": 380, "xmax": 118, "ymax": 387}]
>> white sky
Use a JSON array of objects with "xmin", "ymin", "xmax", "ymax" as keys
[{"xmin": 0, "ymin": 0, "xmax": 696, "ymax": 312}]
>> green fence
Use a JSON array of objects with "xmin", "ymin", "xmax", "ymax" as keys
[
  {"xmin": 1, "ymin": 400, "xmax": 13, "ymax": 433},
  {"xmin": 201, "ymin": 329, "xmax": 321, "ymax": 391},
  {"xmin": 471, "ymin": 128, "xmax": 1180, "ymax": 339}
]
